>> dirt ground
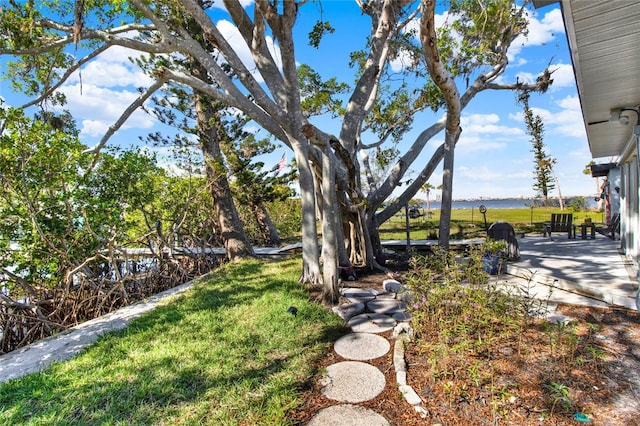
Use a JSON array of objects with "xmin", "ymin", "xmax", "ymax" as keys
[{"xmin": 292, "ymin": 255, "xmax": 640, "ymax": 425}]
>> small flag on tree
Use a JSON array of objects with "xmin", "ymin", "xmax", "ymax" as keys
[{"xmin": 277, "ymin": 152, "xmax": 286, "ymax": 173}]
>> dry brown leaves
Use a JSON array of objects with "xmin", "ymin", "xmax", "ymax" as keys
[{"xmin": 292, "ymin": 263, "xmax": 640, "ymax": 426}]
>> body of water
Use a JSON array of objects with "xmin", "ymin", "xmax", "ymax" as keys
[{"xmin": 422, "ymin": 197, "xmax": 598, "ymax": 210}]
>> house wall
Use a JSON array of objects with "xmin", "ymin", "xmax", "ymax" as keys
[
  {"xmin": 608, "ymin": 168, "xmax": 621, "ymax": 219},
  {"xmin": 619, "ymin": 133, "xmax": 640, "ymax": 276}
]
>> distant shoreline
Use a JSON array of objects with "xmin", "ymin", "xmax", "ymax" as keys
[
  {"xmin": 418, "ymin": 197, "xmax": 597, "ymax": 210},
  {"xmin": 442, "ymin": 196, "xmax": 592, "ymax": 203}
]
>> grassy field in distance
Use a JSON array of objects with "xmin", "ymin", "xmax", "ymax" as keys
[{"xmin": 379, "ymin": 207, "xmax": 605, "ymax": 240}]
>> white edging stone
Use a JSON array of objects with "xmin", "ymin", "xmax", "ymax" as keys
[
  {"xmin": 399, "ymin": 385, "xmax": 423, "ymax": 405},
  {"xmin": 392, "ymin": 323, "xmax": 429, "ymax": 418}
]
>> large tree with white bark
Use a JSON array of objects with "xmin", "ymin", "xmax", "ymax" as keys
[{"xmin": 0, "ymin": 0, "xmax": 553, "ymax": 303}]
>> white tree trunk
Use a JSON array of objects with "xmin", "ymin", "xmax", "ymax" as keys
[
  {"xmin": 421, "ymin": 0, "xmax": 462, "ymax": 250},
  {"xmin": 321, "ymin": 145, "xmax": 339, "ymax": 304},
  {"xmin": 291, "ymin": 139, "xmax": 322, "ymax": 285}
]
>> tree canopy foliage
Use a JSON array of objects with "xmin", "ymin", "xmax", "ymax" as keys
[{"xmin": 0, "ymin": 0, "xmax": 554, "ymax": 303}]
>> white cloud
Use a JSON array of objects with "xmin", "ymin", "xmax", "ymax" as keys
[
  {"xmin": 508, "ymin": 94, "xmax": 585, "ymax": 139},
  {"xmin": 524, "ymin": 8, "xmax": 565, "ymax": 45},
  {"xmin": 515, "ymin": 71, "xmax": 536, "ymax": 84},
  {"xmin": 463, "ymin": 113, "xmax": 500, "ymax": 126},
  {"xmin": 556, "ymin": 94, "xmax": 581, "ymax": 110},
  {"xmin": 216, "ymin": 19, "xmax": 282, "ymax": 83},
  {"xmin": 54, "ymin": 45, "xmax": 158, "ymax": 140},
  {"xmin": 389, "ymin": 49, "xmax": 415, "ymax": 73},
  {"xmin": 548, "ymin": 63, "xmax": 576, "ymax": 90},
  {"xmin": 536, "ymin": 95, "xmax": 586, "ymax": 138},
  {"xmin": 58, "ymin": 83, "xmax": 156, "ymax": 138},
  {"xmin": 458, "ymin": 164, "xmax": 529, "ymax": 181},
  {"xmin": 457, "ymin": 135, "xmax": 507, "ymax": 153},
  {"xmin": 79, "ymin": 119, "xmax": 110, "ymax": 137},
  {"xmin": 463, "ymin": 113, "xmax": 526, "ymax": 135},
  {"xmin": 66, "ymin": 45, "xmax": 154, "ymax": 88},
  {"xmin": 509, "ymin": 8, "xmax": 565, "ymax": 60},
  {"xmin": 212, "ymin": 0, "xmax": 253, "ymax": 10},
  {"xmin": 455, "ymin": 114, "xmax": 525, "ymax": 152},
  {"xmin": 513, "ymin": 58, "xmax": 528, "ymax": 67}
]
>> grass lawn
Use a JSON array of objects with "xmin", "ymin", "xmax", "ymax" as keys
[
  {"xmin": 379, "ymin": 207, "xmax": 605, "ymax": 240},
  {"xmin": 0, "ymin": 258, "xmax": 344, "ymax": 426}
]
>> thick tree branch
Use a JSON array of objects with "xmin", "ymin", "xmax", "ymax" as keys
[
  {"xmin": 340, "ymin": 0, "xmax": 413, "ymax": 152},
  {"xmin": 159, "ymin": 67, "xmax": 288, "ymax": 143},
  {"xmin": 179, "ymin": 0, "xmax": 285, "ymax": 125},
  {"xmin": 1, "ymin": 21, "xmax": 156, "ymax": 55},
  {"xmin": 225, "ymin": 0, "xmax": 287, "ymax": 105}
]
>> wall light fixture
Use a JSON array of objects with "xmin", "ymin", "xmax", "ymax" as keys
[{"xmin": 610, "ymin": 107, "xmax": 639, "ymax": 126}]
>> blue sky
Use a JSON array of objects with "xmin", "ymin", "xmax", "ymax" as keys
[{"xmin": 0, "ymin": 1, "xmax": 602, "ymax": 201}]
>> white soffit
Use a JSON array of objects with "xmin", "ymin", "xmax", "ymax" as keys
[{"xmin": 560, "ymin": 0, "xmax": 640, "ymax": 159}]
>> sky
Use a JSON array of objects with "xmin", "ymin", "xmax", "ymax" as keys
[{"xmin": 0, "ymin": 1, "xmax": 604, "ymax": 201}]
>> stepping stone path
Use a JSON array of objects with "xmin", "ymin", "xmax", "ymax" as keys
[
  {"xmin": 333, "ymin": 333, "xmax": 390, "ymax": 361},
  {"xmin": 347, "ymin": 313, "xmax": 397, "ymax": 333},
  {"xmin": 308, "ymin": 279, "xmax": 425, "ymax": 425}
]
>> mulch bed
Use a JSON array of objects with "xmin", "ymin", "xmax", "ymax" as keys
[{"xmin": 292, "ymin": 254, "xmax": 640, "ymax": 425}]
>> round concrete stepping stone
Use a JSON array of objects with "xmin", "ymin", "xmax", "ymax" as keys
[
  {"xmin": 393, "ymin": 311, "xmax": 412, "ymax": 322},
  {"xmin": 341, "ymin": 287, "xmax": 378, "ymax": 303},
  {"xmin": 367, "ymin": 298, "xmax": 407, "ymax": 314},
  {"xmin": 320, "ymin": 361, "xmax": 386, "ymax": 403},
  {"xmin": 308, "ymin": 404, "xmax": 390, "ymax": 426},
  {"xmin": 334, "ymin": 332, "xmax": 390, "ymax": 360},
  {"xmin": 348, "ymin": 313, "xmax": 396, "ymax": 333}
]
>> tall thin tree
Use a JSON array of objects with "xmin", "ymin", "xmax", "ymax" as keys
[{"xmin": 518, "ymin": 91, "xmax": 555, "ymax": 206}]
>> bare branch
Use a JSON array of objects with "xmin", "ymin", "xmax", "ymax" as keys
[
  {"xmin": 361, "ymin": 6, "xmax": 420, "ymax": 122},
  {"xmin": 19, "ymin": 44, "xmax": 110, "ymax": 109},
  {"xmin": 83, "ymin": 77, "xmax": 167, "ymax": 171},
  {"xmin": 4, "ymin": 20, "xmax": 164, "ymax": 55},
  {"xmin": 341, "ymin": 0, "xmax": 419, "ymax": 152}
]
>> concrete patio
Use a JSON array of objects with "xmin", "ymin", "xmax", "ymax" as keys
[{"xmin": 504, "ymin": 234, "xmax": 639, "ymax": 311}]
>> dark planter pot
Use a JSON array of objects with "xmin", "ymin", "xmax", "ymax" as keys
[{"xmin": 482, "ymin": 252, "xmax": 502, "ymax": 275}]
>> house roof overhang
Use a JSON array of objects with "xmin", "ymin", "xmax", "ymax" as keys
[
  {"xmin": 589, "ymin": 162, "xmax": 617, "ymax": 178},
  {"xmin": 534, "ymin": 0, "xmax": 640, "ymax": 159}
]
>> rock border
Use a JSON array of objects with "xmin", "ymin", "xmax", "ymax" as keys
[{"xmin": 392, "ymin": 323, "xmax": 429, "ymax": 418}]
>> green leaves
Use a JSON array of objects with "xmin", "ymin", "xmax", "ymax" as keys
[
  {"xmin": 0, "ymin": 106, "xmax": 88, "ymax": 288},
  {"xmin": 298, "ymin": 64, "xmax": 349, "ymax": 118},
  {"xmin": 308, "ymin": 20, "xmax": 335, "ymax": 48},
  {"xmin": 0, "ymin": 105, "xmax": 169, "ymax": 296},
  {"xmin": 447, "ymin": 0, "xmax": 525, "ymax": 73}
]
